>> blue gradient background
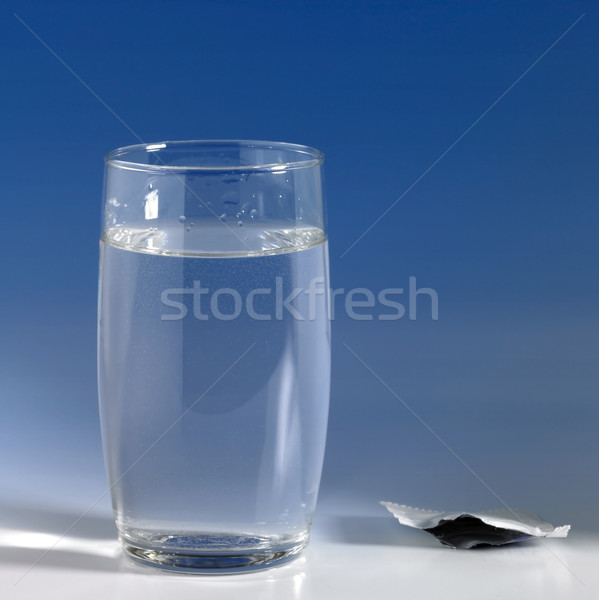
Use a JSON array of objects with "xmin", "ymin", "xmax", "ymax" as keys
[{"xmin": 1, "ymin": 0, "xmax": 597, "ymax": 537}]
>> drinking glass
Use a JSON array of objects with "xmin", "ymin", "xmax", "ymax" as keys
[{"xmin": 98, "ymin": 140, "xmax": 330, "ymax": 573}]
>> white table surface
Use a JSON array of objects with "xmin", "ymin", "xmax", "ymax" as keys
[{"xmin": 1, "ymin": 497, "xmax": 597, "ymax": 600}]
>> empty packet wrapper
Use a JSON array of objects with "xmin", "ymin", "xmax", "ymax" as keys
[{"xmin": 381, "ymin": 501, "xmax": 570, "ymax": 549}]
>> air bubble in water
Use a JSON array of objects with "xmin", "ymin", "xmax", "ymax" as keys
[
  {"xmin": 237, "ymin": 220, "xmax": 244, "ymax": 227},
  {"xmin": 250, "ymin": 209, "xmax": 258, "ymax": 218},
  {"xmin": 178, "ymin": 215, "xmax": 186, "ymax": 223}
]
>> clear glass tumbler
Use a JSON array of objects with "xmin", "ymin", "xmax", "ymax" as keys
[{"xmin": 98, "ymin": 140, "xmax": 330, "ymax": 573}]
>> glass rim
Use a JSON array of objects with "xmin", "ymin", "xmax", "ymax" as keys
[{"xmin": 105, "ymin": 139, "xmax": 324, "ymax": 173}]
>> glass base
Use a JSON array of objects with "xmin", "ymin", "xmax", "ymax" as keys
[{"xmin": 119, "ymin": 532, "xmax": 308, "ymax": 574}]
